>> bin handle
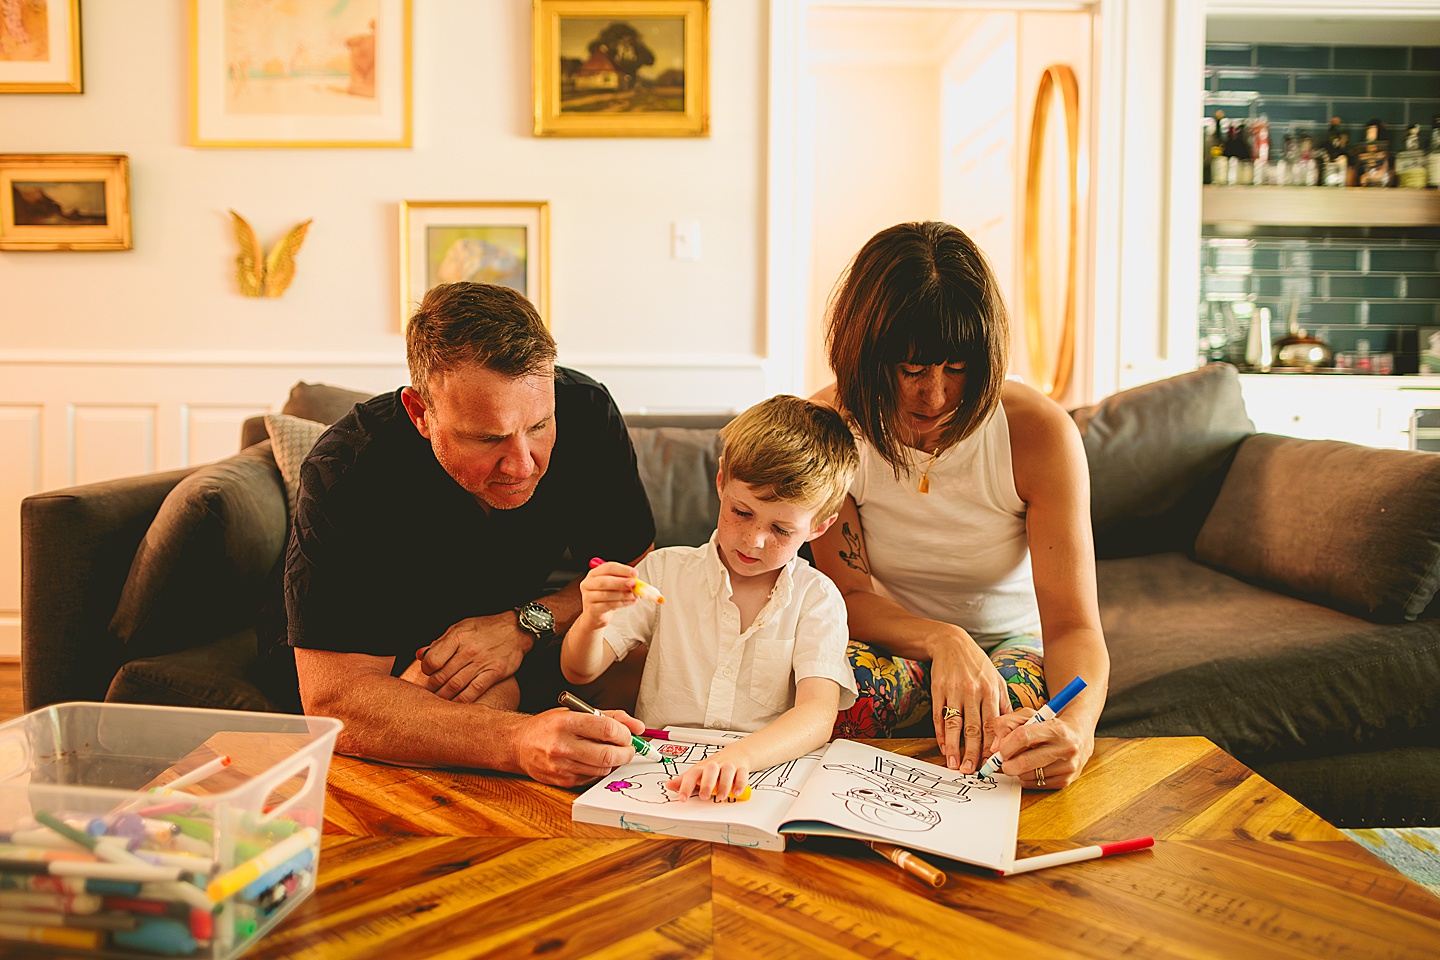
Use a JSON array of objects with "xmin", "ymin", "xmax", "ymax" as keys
[
  {"xmin": 249, "ymin": 751, "xmax": 320, "ymax": 824},
  {"xmin": 0, "ymin": 732, "xmax": 30, "ymax": 782}
]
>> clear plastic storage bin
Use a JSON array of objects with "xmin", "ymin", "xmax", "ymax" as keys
[{"xmin": 0, "ymin": 702, "xmax": 342, "ymax": 958}]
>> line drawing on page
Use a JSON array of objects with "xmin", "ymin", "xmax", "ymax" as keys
[{"xmin": 822, "ymin": 756, "xmax": 997, "ymax": 832}]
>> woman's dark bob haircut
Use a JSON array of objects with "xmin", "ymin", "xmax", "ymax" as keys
[{"xmin": 825, "ymin": 221, "xmax": 1009, "ymax": 474}]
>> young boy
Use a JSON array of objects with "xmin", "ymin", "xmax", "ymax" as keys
[{"xmin": 562, "ymin": 394, "xmax": 860, "ymax": 802}]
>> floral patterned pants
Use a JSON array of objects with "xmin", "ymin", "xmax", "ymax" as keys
[{"xmin": 832, "ymin": 634, "xmax": 1049, "ymax": 739}]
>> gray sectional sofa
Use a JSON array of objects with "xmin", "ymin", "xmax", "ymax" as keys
[{"xmin": 21, "ymin": 364, "xmax": 1440, "ymax": 827}]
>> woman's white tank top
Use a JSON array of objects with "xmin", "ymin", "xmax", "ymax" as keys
[{"xmin": 850, "ymin": 403, "xmax": 1042, "ymax": 646}]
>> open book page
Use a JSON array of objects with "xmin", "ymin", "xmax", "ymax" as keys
[
  {"xmin": 572, "ymin": 736, "xmax": 827, "ymax": 849},
  {"xmin": 778, "ymin": 739, "xmax": 1020, "ymax": 870}
]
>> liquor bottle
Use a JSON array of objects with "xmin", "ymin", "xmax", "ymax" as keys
[
  {"xmin": 1296, "ymin": 132, "xmax": 1319, "ymax": 186},
  {"xmin": 1232, "ymin": 122, "xmax": 1255, "ymax": 183},
  {"xmin": 1427, "ymin": 117, "xmax": 1440, "ymax": 189},
  {"xmin": 1355, "ymin": 119, "xmax": 1392, "ymax": 187},
  {"xmin": 1209, "ymin": 110, "xmax": 1229, "ymax": 185},
  {"xmin": 1251, "ymin": 115, "xmax": 1271, "ymax": 184},
  {"xmin": 1323, "ymin": 117, "xmax": 1349, "ymax": 187},
  {"xmin": 1397, "ymin": 124, "xmax": 1427, "ymax": 188}
]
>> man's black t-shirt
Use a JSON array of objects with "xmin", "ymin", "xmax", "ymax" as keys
[{"xmin": 277, "ymin": 367, "xmax": 655, "ymax": 677}]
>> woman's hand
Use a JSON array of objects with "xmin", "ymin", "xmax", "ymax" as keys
[
  {"xmin": 984, "ymin": 711, "xmax": 1094, "ymax": 790},
  {"xmin": 665, "ymin": 747, "xmax": 751, "ymax": 802},
  {"xmin": 927, "ymin": 626, "xmax": 1012, "ymax": 773}
]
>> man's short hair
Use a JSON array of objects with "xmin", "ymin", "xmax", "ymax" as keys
[
  {"xmin": 718, "ymin": 395, "xmax": 859, "ymax": 526},
  {"xmin": 406, "ymin": 282, "xmax": 556, "ymax": 399}
]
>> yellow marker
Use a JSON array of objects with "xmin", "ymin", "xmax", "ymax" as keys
[
  {"xmin": 0, "ymin": 921, "xmax": 103, "ymax": 949},
  {"xmin": 719, "ymin": 785, "xmax": 752, "ymax": 803},
  {"xmin": 206, "ymin": 827, "xmax": 319, "ymax": 903}
]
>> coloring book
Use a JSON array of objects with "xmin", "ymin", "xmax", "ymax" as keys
[{"xmin": 571, "ymin": 736, "xmax": 1021, "ymax": 868}]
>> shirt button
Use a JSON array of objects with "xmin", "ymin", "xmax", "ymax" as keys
[{"xmin": 722, "ymin": 667, "xmax": 735, "ymax": 678}]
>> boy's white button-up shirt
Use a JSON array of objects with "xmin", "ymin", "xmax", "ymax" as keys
[{"xmin": 604, "ymin": 534, "xmax": 858, "ymax": 732}]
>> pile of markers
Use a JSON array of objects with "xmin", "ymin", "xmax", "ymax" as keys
[{"xmin": 0, "ymin": 755, "xmax": 321, "ymax": 957}]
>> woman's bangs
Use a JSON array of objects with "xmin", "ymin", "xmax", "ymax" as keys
[{"xmin": 881, "ymin": 298, "xmax": 980, "ymax": 367}]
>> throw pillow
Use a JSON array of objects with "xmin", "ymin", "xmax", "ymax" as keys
[
  {"xmin": 264, "ymin": 413, "xmax": 330, "ymax": 514},
  {"xmin": 110, "ymin": 442, "xmax": 287, "ymax": 658},
  {"xmin": 1195, "ymin": 434, "xmax": 1440, "ymax": 623},
  {"xmin": 281, "ymin": 381, "xmax": 373, "ymax": 424},
  {"xmin": 1071, "ymin": 363, "xmax": 1255, "ymax": 558}
]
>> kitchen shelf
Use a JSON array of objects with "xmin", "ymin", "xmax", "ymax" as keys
[{"xmin": 1201, "ymin": 185, "xmax": 1440, "ymax": 228}]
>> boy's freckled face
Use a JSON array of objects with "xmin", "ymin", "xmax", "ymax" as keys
[{"xmin": 713, "ymin": 477, "xmax": 822, "ymax": 583}]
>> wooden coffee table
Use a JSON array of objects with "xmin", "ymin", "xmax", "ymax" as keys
[{"xmin": 248, "ymin": 737, "xmax": 1440, "ymax": 958}]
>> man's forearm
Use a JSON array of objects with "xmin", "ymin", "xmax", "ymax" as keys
[{"xmin": 311, "ymin": 674, "xmax": 526, "ymax": 771}]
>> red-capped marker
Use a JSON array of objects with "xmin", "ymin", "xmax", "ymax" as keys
[{"xmin": 998, "ymin": 836, "xmax": 1154, "ymax": 876}]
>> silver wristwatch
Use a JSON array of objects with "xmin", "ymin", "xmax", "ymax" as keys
[{"xmin": 515, "ymin": 600, "xmax": 557, "ymax": 646}]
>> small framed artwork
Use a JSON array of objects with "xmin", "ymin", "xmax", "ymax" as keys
[
  {"xmin": 190, "ymin": 0, "xmax": 412, "ymax": 148},
  {"xmin": 399, "ymin": 201, "xmax": 550, "ymax": 329},
  {"xmin": 532, "ymin": 0, "xmax": 708, "ymax": 137},
  {"xmin": 0, "ymin": 153, "xmax": 130, "ymax": 250},
  {"xmin": 0, "ymin": 0, "xmax": 82, "ymax": 93},
  {"xmin": 1421, "ymin": 327, "xmax": 1440, "ymax": 375}
]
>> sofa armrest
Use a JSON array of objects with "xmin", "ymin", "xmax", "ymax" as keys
[{"xmin": 20, "ymin": 468, "xmax": 196, "ymax": 711}]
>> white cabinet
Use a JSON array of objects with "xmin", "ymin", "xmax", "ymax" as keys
[{"xmin": 1239, "ymin": 374, "xmax": 1440, "ymax": 449}]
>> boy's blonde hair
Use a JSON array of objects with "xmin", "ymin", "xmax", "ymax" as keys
[{"xmin": 718, "ymin": 395, "xmax": 859, "ymax": 527}]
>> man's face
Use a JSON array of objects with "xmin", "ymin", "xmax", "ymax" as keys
[{"xmin": 402, "ymin": 362, "xmax": 557, "ymax": 510}]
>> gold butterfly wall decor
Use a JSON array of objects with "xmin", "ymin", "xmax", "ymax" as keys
[{"xmin": 229, "ymin": 210, "xmax": 313, "ymax": 298}]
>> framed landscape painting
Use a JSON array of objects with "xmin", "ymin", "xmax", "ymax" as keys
[
  {"xmin": 190, "ymin": 0, "xmax": 412, "ymax": 148},
  {"xmin": 0, "ymin": 0, "xmax": 82, "ymax": 93},
  {"xmin": 533, "ymin": 0, "xmax": 708, "ymax": 137},
  {"xmin": 0, "ymin": 153, "xmax": 129, "ymax": 250},
  {"xmin": 399, "ymin": 201, "xmax": 550, "ymax": 330}
]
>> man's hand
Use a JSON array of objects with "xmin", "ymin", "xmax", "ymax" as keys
[
  {"xmin": 411, "ymin": 613, "xmax": 531, "ymax": 703},
  {"xmin": 515, "ymin": 708, "xmax": 644, "ymax": 786}
]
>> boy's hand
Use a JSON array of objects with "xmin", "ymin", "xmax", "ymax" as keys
[
  {"xmin": 579, "ymin": 561, "xmax": 641, "ymax": 629},
  {"xmin": 665, "ymin": 749, "xmax": 751, "ymax": 802}
]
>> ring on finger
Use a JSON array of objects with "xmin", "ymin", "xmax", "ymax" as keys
[
  {"xmin": 941, "ymin": 706, "xmax": 962, "ymax": 722},
  {"xmin": 1034, "ymin": 766, "xmax": 1047, "ymax": 788}
]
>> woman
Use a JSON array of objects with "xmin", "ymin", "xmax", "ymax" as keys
[{"xmin": 812, "ymin": 221, "xmax": 1109, "ymax": 789}]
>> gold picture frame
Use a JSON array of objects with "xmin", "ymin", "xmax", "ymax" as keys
[
  {"xmin": 0, "ymin": 153, "xmax": 130, "ymax": 251},
  {"xmin": 533, "ymin": 0, "xmax": 708, "ymax": 137},
  {"xmin": 399, "ymin": 201, "xmax": 551, "ymax": 330},
  {"xmin": 0, "ymin": 0, "xmax": 82, "ymax": 93},
  {"xmin": 190, "ymin": 0, "xmax": 412, "ymax": 148}
]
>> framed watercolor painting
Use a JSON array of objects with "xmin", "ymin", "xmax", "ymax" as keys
[
  {"xmin": 0, "ymin": 153, "xmax": 129, "ymax": 250},
  {"xmin": 399, "ymin": 201, "xmax": 550, "ymax": 329},
  {"xmin": 532, "ymin": 0, "xmax": 708, "ymax": 137},
  {"xmin": 0, "ymin": 0, "xmax": 82, "ymax": 93},
  {"xmin": 190, "ymin": 0, "xmax": 412, "ymax": 148}
]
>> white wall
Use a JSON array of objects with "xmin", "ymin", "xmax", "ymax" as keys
[
  {"xmin": 0, "ymin": 0, "xmax": 773, "ymax": 659},
  {"xmin": 807, "ymin": 58, "xmax": 942, "ymax": 392},
  {"xmin": 0, "ymin": 0, "xmax": 770, "ymax": 412}
]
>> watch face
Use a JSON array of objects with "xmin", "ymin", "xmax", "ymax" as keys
[{"xmin": 520, "ymin": 602, "xmax": 554, "ymax": 633}]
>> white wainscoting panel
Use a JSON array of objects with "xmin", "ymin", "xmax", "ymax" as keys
[
  {"xmin": 0, "ymin": 406, "xmax": 43, "ymax": 661},
  {"xmin": 71, "ymin": 405, "xmax": 158, "ymax": 487}
]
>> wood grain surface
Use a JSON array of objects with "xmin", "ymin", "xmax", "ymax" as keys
[{"xmin": 243, "ymin": 737, "xmax": 1440, "ymax": 959}]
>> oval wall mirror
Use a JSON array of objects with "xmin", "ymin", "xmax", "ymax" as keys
[{"xmin": 1023, "ymin": 64, "xmax": 1080, "ymax": 400}]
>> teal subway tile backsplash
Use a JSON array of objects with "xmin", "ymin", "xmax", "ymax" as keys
[
  {"xmin": 1406, "ymin": 276, "xmax": 1440, "ymax": 298},
  {"xmin": 1370, "ymin": 302, "xmax": 1439, "ymax": 324},
  {"xmin": 1256, "ymin": 45, "xmax": 1331, "ymax": 69},
  {"xmin": 1414, "ymin": 47, "xmax": 1440, "ymax": 71},
  {"xmin": 1206, "ymin": 45, "xmax": 1254, "ymax": 67},
  {"xmin": 1330, "ymin": 276, "xmax": 1402, "ymax": 299},
  {"xmin": 1217, "ymin": 73, "xmax": 1292, "ymax": 95},
  {"xmin": 1305, "ymin": 249, "xmax": 1362, "ymax": 271},
  {"xmin": 1294, "ymin": 72, "xmax": 1369, "ymax": 97},
  {"xmin": 1253, "ymin": 98, "xmax": 1329, "ymax": 124},
  {"xmin": 1334, "ymin": 46, "xmax": 1410, "ymax": 71},
  {"xmin": 1371, "ymin": 248, "xmax": 1439, "ymax": 272},
  {"xmin": 1373, "ymin": 72, "xmax": 1439, "ymax": 99}
]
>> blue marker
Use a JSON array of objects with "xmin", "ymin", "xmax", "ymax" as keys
[{"xmin": 975, "ymin": 675, "xmax": 1087, "ymax": 780}]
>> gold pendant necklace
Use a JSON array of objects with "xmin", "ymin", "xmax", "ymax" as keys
[{"xmin": 917, "ymin": 447, "xmax": 941, "ymax": 494}]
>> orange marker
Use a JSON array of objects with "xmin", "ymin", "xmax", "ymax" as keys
[{"xmin": 588, "ymin": 557, "xmax": 665, "ymax": 604}]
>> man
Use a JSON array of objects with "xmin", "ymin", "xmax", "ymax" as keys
[{"xmin": 278, "ymin": 281, "xmax": 656, "ymax": 786}]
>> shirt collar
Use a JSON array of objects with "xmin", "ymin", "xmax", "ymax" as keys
[{"xmin": 702, "ymin": 530, "xmax": 799, "ymax": 607}]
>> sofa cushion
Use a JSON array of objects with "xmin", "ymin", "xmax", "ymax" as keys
[
  {"xmin": 109, "ymin": 442, "xmax": 286, "ymax": 658},
  {"xmin": 629, "ymin": 426, "xmax": 723, "ymax": 548},
  {"xmin": 1096, "ymin": 552, "xmax": 1440, "ymax": 760},
  {"xmin": 281, "ymin": 381, "xmax": 373, "ymax": 424},
  {"xmin": 264, "ymin": 413, "xmax": 330, "ymax": 514},
  {"xmin": 106, "ymin": 628, "xmax": 282, "ymax": 712},
  {"xmin": 1071, "ymin": 363, "xmax": 1254, "ymax": 558},
  {"xmin": 1196, "ymin": 434, "xmax": 1440, "ymax": 622}
]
